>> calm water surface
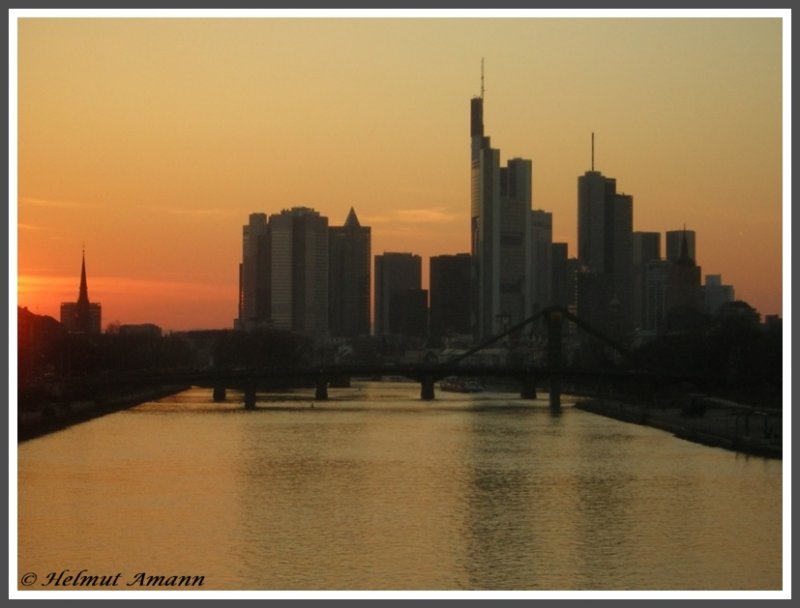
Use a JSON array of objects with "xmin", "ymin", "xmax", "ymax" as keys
[{"xmin": 17, "ymin": 382, "xmax": 783, "ymax": 591}]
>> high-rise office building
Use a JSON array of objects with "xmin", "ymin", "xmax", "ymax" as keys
[
  {"xmin": 238, "ymin": 213, "xmax": 270, "ymax": 326},
  {"xmin": 273, "ymin": 207, "xmax": 329, "ymax": 338},
  {"xmin": 237, "ymin": 207, "xmax": 329, "ymax": 340},
  {"xmin": 550, "ymin": 243, "xmax": 571, "ymax": 309},
  {"xmin": 666, "ymin": 229, "xmax": 703, "ymax": 332},
  {"xmin": 666, "ymin": 229, "xmax": 696, "ymax": 264},
  {"xmin": 429, "ymin": 253, "xmax": 471, "ymax": 344},
  {"xmin": 633, "ymin": 232, "xmax": 661, "ymax": 331},
  {"xmin": 576, "ymin": 135, "xmax": 634, "ymax": 336},
  {"xmin": 576, "ymin": 269, "xmax": 617, "ymax": 337},
  {"xmin": 530, "ymin": 210, "xmax": 552, "ymax": 313},
  {"xmin": 329, "ymin": 207, "xmax": 371, "ymax": 338},
  {"xmin": 389, "ymin": 289, "xmax": 429, "ymax": 340},
  {"xmin": 643, "ymin": 259, "xmax": 672, "ymax": 335},
  {"xmin": 703, "ymin": 274, "xmax": 735, "ymax": 316},
  {"xmin": 470, "ymin": 82, "xmax": 534, "ymax": 339},
  {"xmin": 60, "ymin": 249, "xmax": 102, "ymax": 334},
  {"xmin": 374, "ymin": 252, "xmax": 422, "ymax": 338}
]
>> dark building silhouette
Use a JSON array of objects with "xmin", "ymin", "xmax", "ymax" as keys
[
  {"xmin": 238, "ymin": 212, "xmax": 270, "ymax": 327},
  {"xmin": 577, "ymin": 135, "xmax": 634, "ymax": 337},
  {"xmin": 703, "ymin": 274, "xmax": 735, "ymax": 315},
  {"xmin": 551, "ymin": 243, "xmax": 578, "ymax": 310},
  {"xmin": 633, "ymin": 231, "xmax": 661, "ymax": 331},
  {"xmin": 374, "ymin": 252, "xmax": 422, "ymax": 338},
  {"xmin": 237, "ymin": 208, "xmax": 329, "ymax": 341},
  {"xmin": 643, "ymin": 259, "xmax": 672, "ymax": 335},
  {"xmin": 60, "ymin": 250, "xmax": 101, "ymax": 334},
  {"xmin": 530, "ymin": 209, "xmax": 553, "ymax": 313},
  {"xmin": 329, "ymin": 207, "xmax": 371, "ymax": 339},
  {"xmin": 666, "ymin": 229, "xmax": 704, "ymax": 332},
  {"xmin": 666, "ymin": 229, "xmax": 696, "ymax": 264},
  {"xmin": 470, "ymin": 76, "xmax": 535, "ymax": 340},
  {"xmin": 118, "ymin": 323, "xmax": 163, "ymax": 338},
  {"xmin": 429, "ymin": 253, "xmax": 471, "ymax": 344},
  {"xmin": 389, "ymin": 288, "xmax": 429, "ymax": 340},
  {"xmin": 19, "ymin": 306, "xmax": 66, "ymax": 384},
  {"xmin": 576, "ymin": 268, "xmax": 616, "ymax": 338}
]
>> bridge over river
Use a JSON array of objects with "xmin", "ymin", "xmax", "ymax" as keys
[{"xmin": 92, "ymin": 306, "xmax": 724, "ymax": 411}]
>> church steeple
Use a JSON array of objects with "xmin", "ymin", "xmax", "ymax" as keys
[
  {"xmin": 77, "ymin": 247, "xmax": 90, "ymax": 306},
  {"xmin": 75, "ymin": 247, "xmax": 93, "ymax": 333},
  {"xmin": 60, "ymin": 247, "xmax": 101, "ymax": 334}
]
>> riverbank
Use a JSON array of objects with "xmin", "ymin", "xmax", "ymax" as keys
[
  {"xmin": 17, "ymin": 384, "xmax": 190, "ymax": 442},
  {"xmin": 575, "ymin": 397, "xmax": 782, "ymax": 460}
]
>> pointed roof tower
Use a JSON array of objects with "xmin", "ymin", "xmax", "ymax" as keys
[
  {"xmin": 676, "ymin": 225, "xmax": 695, "ymax": 267},
  {"xmin": 77, "ymin": 247, "xmax": 90, "ymax": 305},
  {"xmin": 74, "ymin": 247, "xmax": 96, "ymax": 333},
  {"xmin": 344, "ymin": 207, "xmax": 361, "ymax": 228}
]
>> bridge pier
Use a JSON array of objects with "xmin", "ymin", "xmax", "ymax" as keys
[
  {"xmin": 244, "ymin": 387, "xmax": 256, "ymax": 410},
  {"xmin": 547, "ymin": 310, "xmax": 563, "ymax": 412},
  {"xmin": 212, "ymin": 386, "xmax": 227, "ymax": 402},
  {"xmin": 420, "ymin": 378, "xmax": 435, "ymax": 401},
  {"xmin": 549, "ymin": 378, "xmax": 561, "ymax": 411},
  {"xmin": 315, "ymin": 377, "xmax": 329, "ymax": 401},
  {"xmin": 521, "ymin": 375, "xmax": 537, "ymax": 399}
]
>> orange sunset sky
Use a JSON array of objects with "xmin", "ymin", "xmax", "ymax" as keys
[{"xmin": 13, "ymin": 11, "xmax": 787, "ymax": 332}]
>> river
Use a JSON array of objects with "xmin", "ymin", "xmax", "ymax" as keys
[{"xmin": 16, "ymin": 381, "xmax": 784, "ymax": 594}]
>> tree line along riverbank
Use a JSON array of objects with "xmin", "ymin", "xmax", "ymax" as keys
[
  {"xmin": 17, "ymin": 384, "xmax": 190, "ymax": 442},
  {"xmin": 575, "ymin": 396, "xmax": 782, "ymax": 460}
]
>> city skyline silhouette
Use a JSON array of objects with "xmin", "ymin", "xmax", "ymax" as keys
[{"xmin": 15, "ymin": 12, "xmax": 785, "ymax": 332}]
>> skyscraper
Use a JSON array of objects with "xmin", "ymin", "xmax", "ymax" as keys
[
  {"xmin": 530, "ymin": 209, "xmax": 553, "ymax": 313},
  {"xmin": 238, "ymin": 213, "xmax": 270, "ymax": 326},
  {"xmin": 237, "ymin": 207, "xmax": 329, "ymax": 341},
  {"xmin": 429, "ymin": 253, "xmax": 471, "ymax": 344},
  {"xmin": 576, "ymin": 135, "xmax": 634, "ymax": 336},
  {"xmin": 666, "ymin": 229, "xmax": 696, "ymax": 264},
  {"xmin": 643, "ymin": 259, "xmax": 672, "ymax": 335},
  {"xmin": 374, "ymin": 252, "xmax": 422, "ymax": 338},
  {"xmin": 550, "ymin": 243, "xmax": 572, "ymax": 309},
  {"xmin": 703, "ymin": 274, "xmax": 735, "ymax": 315},
  {"xmin": 633, "ymin": 232, "xmax": 661, "ymax": 331},
  {"xmin": 60, "ymin": 249, "xmax": 102, "ymax": 334},
  {"xmin": 470, "ymin": 77, "xmax": 534, "ymax": 339},
  {"xmin": 666, "ymin": 229, "xmax": 703, "ymax": 332},
  {"xmin": 389, "ymin": 289, "xmax": 428, "ymax": 341},
  {"xmin": 328, "ymin": 208, "xmax": 371, "ymax": 339}
]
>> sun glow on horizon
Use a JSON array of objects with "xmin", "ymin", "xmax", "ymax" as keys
[{"xmin": 13, "ymin": 13, "xmax": 785, "ymax": 331}]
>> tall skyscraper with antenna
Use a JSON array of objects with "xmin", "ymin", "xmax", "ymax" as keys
[
  {"xmin": 470, "ymin": 62, "xmax": 534, "ymax": 339},
  {"xmin": 576, "ymin": 133, "xmax": 634, "ymax": 337}
]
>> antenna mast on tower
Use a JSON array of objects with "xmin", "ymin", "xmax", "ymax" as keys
[
  {"xmin": 480, "ymin": 57, "xmax": 485, "ymax": 99},
  {"xmin": 591, "ymin": 132, "xmax": 595, "ymax": 171}
]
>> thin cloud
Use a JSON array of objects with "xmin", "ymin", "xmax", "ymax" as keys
[
  {"xmin": 17, "ymin": 274, "xmax": 232, "ymax": 320},
  {"xmin": 146, "ymin": 206, "xmax": 241, "ymax": 219},
  {"xmin": 363, "ymin": 207, "xmax": 457, "ymax": 225},
  {"xmin": 85, "ymin": 275, "xmax": 229, "ymax": 300},
  {"xmin": 20, "ymin": 198, "xmax": 238, "ymax": 221},
  {"xmin": 17, "ymin": 274, "xmax": 78, "ymax": 305},
  {"xmin": 19, "ymin": 197, "xmax": 99, "ymax": 209},
  {"xmin": 17, "ymin": 223, "xmax": 47, "ymax": 232}
]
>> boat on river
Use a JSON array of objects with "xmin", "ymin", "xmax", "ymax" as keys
[{"xmin": 439, "ymin": 377, "xmax": 484, "ymax": 393}]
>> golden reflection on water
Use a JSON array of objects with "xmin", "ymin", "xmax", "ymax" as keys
[{"xmin": 17, "ymin": 384, "xmax": 782, "ymax": 592}]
